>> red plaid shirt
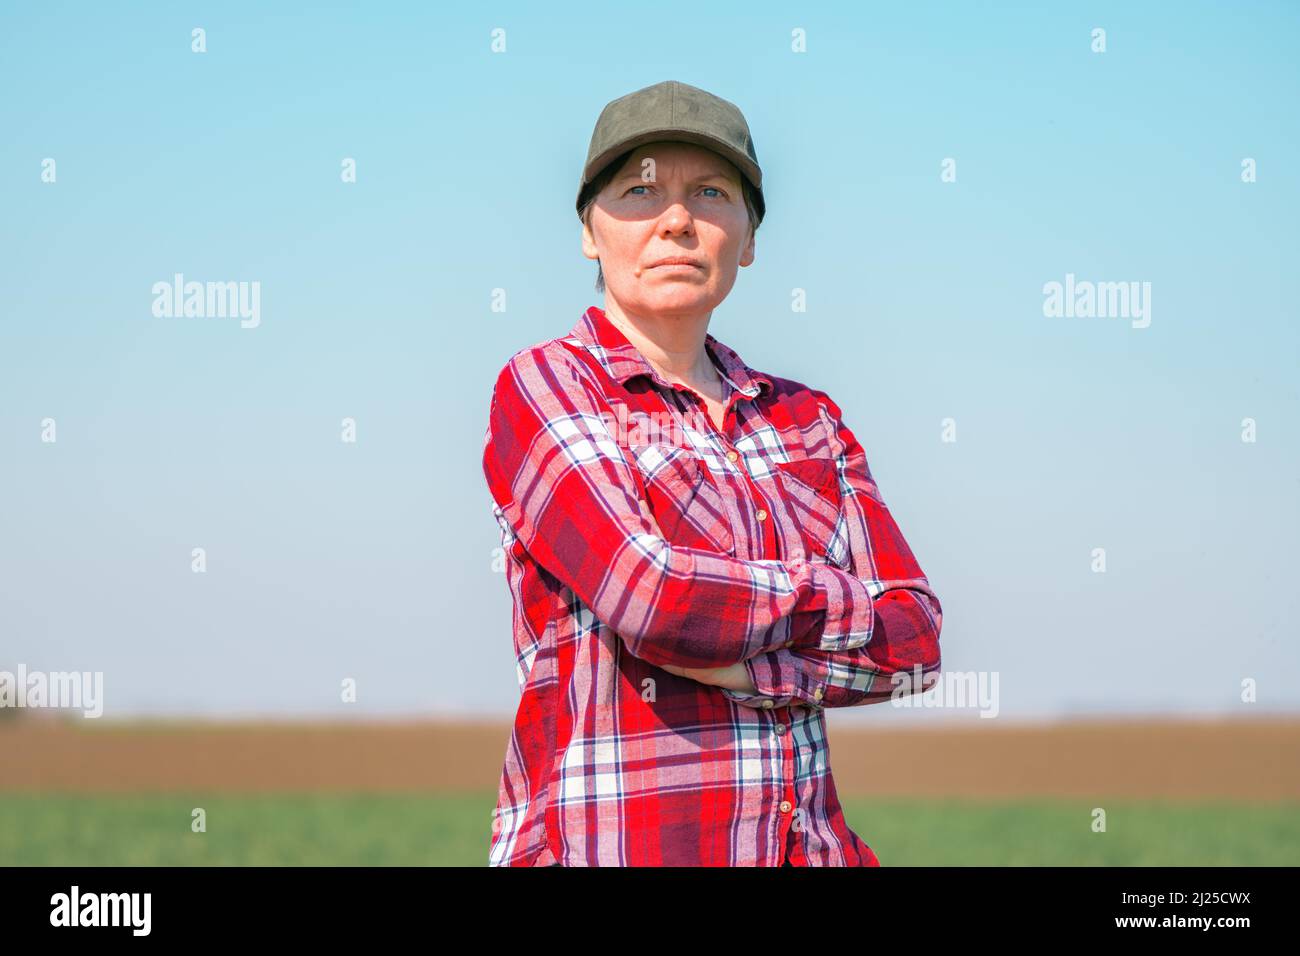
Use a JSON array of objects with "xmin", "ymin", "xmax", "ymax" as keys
[{"xmin": 482, "ymin": 305, "xmax": 942, "ymax": 866}]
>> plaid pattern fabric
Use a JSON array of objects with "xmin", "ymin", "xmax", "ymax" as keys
[{"xmin": 481, "ymin": 306, "xmax": 942, "ymax": 866}]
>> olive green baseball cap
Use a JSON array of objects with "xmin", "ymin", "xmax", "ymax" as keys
[{"xmin": 576, "ymin": 80, "xmax": 765, "ymax": 224}]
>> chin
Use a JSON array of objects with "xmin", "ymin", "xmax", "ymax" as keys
[{"xmin": 640, "ymin": 288, "xmax": 719, "ymax": 315}]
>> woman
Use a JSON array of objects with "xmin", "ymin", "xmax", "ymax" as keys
[{"xmin": 481, "ymin": 80, "xmax": 943, "ymax": 867}]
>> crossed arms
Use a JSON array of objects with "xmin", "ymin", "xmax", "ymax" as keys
[{"xmin": 482, "ymin": 344, "xmax": 942, "ymax": 710}]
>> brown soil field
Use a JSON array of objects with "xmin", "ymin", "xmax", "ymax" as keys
[{"xmin": 3, "ymin": 715, "xmax": 1297, "ymax": 802}]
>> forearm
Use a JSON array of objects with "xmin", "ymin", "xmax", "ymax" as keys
[
  {"xmin": 614, "ymin": 551, "xmax": 878, "ymax": 668},
  {"xmin": 722, "ymin": 585, "xmax": 941, "ymax": 709},
  {"xmin": 516, "ymin": 512, "xmax": 876, "ymax": 669}
]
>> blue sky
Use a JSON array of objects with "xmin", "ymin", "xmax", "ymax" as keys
[{"xmin": 2, "ymin": 1, "xmax": 1297, "ymax": 722}]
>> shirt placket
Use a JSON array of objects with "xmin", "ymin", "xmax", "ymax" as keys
[{"xmin": 674, "ymin": 371, "xmax": 801, "ymax": 865}]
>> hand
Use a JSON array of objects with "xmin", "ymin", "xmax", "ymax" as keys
[{"xmin": 660, "ymin": 661, "xmax": 757, "ymax": 694}]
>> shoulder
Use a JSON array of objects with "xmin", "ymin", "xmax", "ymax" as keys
[
  {"xmin": 486, "ymin": 335, "xmax": 614, "ymax": 440},
  {"xmin": 750, "ymin": 368, "xmax": 862, "ymax": 463},
  {"xmin": 490, "ymin": 335, "xmax": 599, "ymax": 404},
  {"xmin": 756, "ymin": 369, "xmax": 847, "ymax": 425}
]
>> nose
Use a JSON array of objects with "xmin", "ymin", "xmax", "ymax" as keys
[{"xmin": 657, "ymin": 201, "xmax": 694, "ymax": 237}]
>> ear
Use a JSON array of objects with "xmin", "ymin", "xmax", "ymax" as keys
[
  {"xmin": 738, "ymin": 223, "xmax": 756, "ymax": 268},
  {"xmin": 580, "ymin": 215, "xmax": 600, "ymax": 262}
]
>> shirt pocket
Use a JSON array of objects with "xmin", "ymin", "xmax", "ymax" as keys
[
  {"xmin": 772, "ymin": 456, "xmax": 850, "ymax": 570},
  {"xmin": 630, "ymin": 443, "xmax": 735, "ymax": 555}
]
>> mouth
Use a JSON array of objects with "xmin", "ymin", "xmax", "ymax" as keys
[{"xmin": 646, "ymin": 257, "xmax": 704, "ymax": 270}]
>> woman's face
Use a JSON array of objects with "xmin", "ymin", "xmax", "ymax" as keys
[{"xmin": 581, "ymin": 141, "xmax": 755, "ymax": 319}]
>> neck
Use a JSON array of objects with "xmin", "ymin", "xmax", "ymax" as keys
[{"xmin": 601, "ymin": 299, "xmax": 718, "ymax": 387}]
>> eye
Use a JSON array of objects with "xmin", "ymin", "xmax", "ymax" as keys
[
  {"xmin": 701, "ymin": 186, "xmax": 725, "ymax": 198},
  {"xmin": 626, "ymin": 185, "xmax": 651, "ymax": 196}
]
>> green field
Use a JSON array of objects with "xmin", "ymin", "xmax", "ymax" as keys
[{"xmin": 1, "ymin": 794, "xmax": 1296, "ymax": 865}]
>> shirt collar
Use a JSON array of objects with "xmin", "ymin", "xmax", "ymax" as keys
[{"xmin": 565, "ymin": 305, "xmax": 773, "ymax": 400}]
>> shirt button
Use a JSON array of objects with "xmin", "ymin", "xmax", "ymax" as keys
[
  {"xmin": 726, "ymin": 450, "xmax": 739, "ymax": 463},
  {"xmin": 755, "ymin": 508, "xmax": 767, "ymax": 521},
  {"xmin": 779, "ymin": 801, "xmax": 793, "ymax": 814},
  {"xmin": 775, "ymin": 724, "xmax": 786, "ymax": 735},
  {"xmin": 813, "ymin": 688, "xmax": 824, "ymax": 701},
  {"xmin": 761, "ymin": 700, "xmax": 774, "ymax": 709},
  {"xmin": 783, "ymin": 640, "xmax": 793, "ymax": 648}
]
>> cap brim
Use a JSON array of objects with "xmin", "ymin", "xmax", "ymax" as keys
[{"xmin": 576, "ymin": 128, "xmax": 763, "ymax": 218}]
